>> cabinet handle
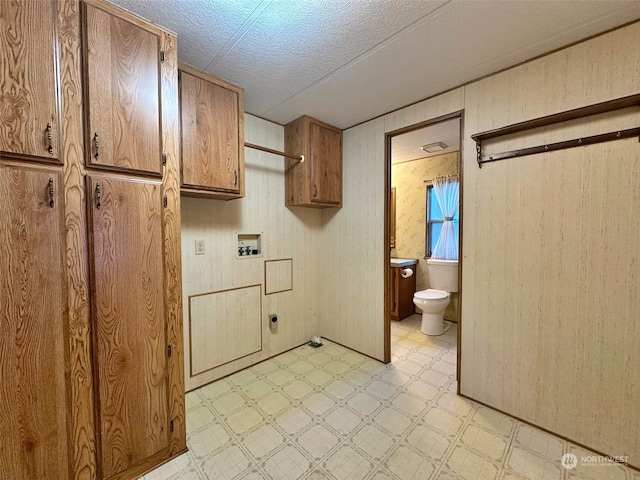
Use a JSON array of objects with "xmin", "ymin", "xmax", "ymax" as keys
[
  {"xmin": 93, "ymin": 133, "xmax": 99, "ymax": 161},
  {"xmin": 48, "ymin": 178, "xmax": 54, "ymax": 208},
  {"xmin": 95, "ymin": 182, "xmax": 101, "ymax": 209},
  {"xmin": 234, "ymin": 170, "xmax": 238, "ymax": 187},
  {"xmin": 313, "ymin": 184, "xmax": 318, "ymax": 198},
  {"xmin": 46, "ymin": 123, "xmax": 53, "ymax": 155}
]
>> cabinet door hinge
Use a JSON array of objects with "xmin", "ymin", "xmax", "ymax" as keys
[
  {"xmin": 167, "ymin": 344, "xmax": 172, "ymax": 357},
  {"xmin": 169, "ymin": 420, "xmax": 174, "ymax": 432},
  {"xmin": 162, "ymin": 153, "xmax": 167, "ymax": 165},
  {"xmin": 163, "ymin": 195, "xmax": 168, "ymax": 208},
  {"xmin": 160, "ymin": 50, "xmax": 165, "ymax": 63}
]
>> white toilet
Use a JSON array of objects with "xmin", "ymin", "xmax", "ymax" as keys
[{"xmin": 413, "ymin": 259, "xmax": 458, "ymax": 335}]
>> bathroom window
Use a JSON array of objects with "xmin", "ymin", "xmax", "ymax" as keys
[{"xmin": 426, "ymin": 185, "xmax": 458, "ymax": 257}]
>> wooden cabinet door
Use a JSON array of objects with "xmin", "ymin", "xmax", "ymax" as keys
[
  {"xmin": 390, "ymin": 267, "xmax": 399, "ymax": 320},
  {"xmin": 82, "ymin": 2, "xmax": 162, "ymax": 176},
  {"xmin": 180, "ymin": 70, "xmax": 242, "ymax": 194},
  {"xmin": 0, "ymin": 0, "xmax": 59, "ymax": 162},
  {"xmin": 86, "ymin": 174, "xmax": 169, "ymax": 479},
  {"xmin": 310, "ymin": 121, "xmax": 342, "ymax": 205},
  {"xmin": 0, "ymin": 166, "xmax": 68, "ymax": 479}
]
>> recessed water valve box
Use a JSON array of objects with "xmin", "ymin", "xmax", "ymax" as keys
[{"xmin": 237, "ymin": 233, "xmax": 262, "ymax": 258}]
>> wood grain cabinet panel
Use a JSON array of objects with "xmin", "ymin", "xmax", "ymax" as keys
[
  {"xmin": 82, "ymin": 2, "xmax": 162, "ymax": 176},
  {"xmin": 86, "ymin": 174, "xmax": 170, "ymax": 480},
  {"xmin": 0, "ymin": 165, "xmax": 68, "ymax": 479},
  {"xmin": 0, "ymin": 0, "xmax": 60, "ymax": 162},
  {"xmin": 179, "ymin": 65, "xmax": 244, "ymax": 199},
  {"xmin": 285, "ymin": 115, "xmax": 342, "ymax": 208},
  {"xmin": 390, "ymin": 266, "xmax": 416, "ymax": 321}
]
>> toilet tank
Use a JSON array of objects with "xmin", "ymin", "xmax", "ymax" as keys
[{"xmin": 427, "ymin": 259, "xmax": 459, "ymax": 292}]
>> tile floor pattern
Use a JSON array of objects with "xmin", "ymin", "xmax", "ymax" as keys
[{"xmin": 143, "ymin": 315, "xmax": 639, "ymax": 480}]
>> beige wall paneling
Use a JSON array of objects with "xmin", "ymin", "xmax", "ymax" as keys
[
  {"xmin": 331, "ymin": 22, "xmax": 640, "ymax": 465},
  {"xmin": 384, "ymin": 89, "xmax": 465, "ymax": 134},
  {"xmin": 321, "ymin": 89, "xmax": 465, "ymax": 361},
  {"xmin": 320, "ymin": 117, "xmax": 387, "ymax": 360},
  {"xmin": 181, "ymin": 114, "xmax": 323, "ymax": 391},
  {"xmin": 391, "ymin": 151, "xmax": 459, "ymax": 320},
  {"xmin": 265, "ymin": 259, "xmax": 294, "ymax": 294},
  {"xmin": 461, "ymin": 22, "xmax": 640, "ymax": 467},
  {"xmin": 190, "ymin": 285, "xmax": 262, "ymax": 375}
]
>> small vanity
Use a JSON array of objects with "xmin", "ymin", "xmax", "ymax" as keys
[{"xmin": 390, "ymin": 258, "xmax": 417, "ymax": 321}]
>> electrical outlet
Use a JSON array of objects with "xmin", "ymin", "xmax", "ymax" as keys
[{"xmin": 195, "ymin": 240, "xmax": 205, "ymax": 255}]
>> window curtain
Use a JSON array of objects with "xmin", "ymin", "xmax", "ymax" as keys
[{"xmin": 432, "ymin": 174, "xmax": 459, "ymax": 260}]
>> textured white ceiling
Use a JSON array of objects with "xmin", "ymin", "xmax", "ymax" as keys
[
  {"xmin": 111, "ymin": 0, "xmax": 640, "ymax": 129},
  {"xmin": 391, "ymin": 118, "xmax": 461, "ymax": 164}
]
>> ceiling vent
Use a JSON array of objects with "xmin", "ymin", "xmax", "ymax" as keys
[{"xmin": 421, "ymin": 142, "xmax": 448, "ymax": 153}]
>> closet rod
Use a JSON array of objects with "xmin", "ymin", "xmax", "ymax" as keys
[{"xmin": 245, "ymin": 142, "xmax": 304, "ymax": 162}]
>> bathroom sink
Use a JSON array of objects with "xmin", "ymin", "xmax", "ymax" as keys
[{"xmin": 390, "ymin": 258, "xmax": 417, "ymax": 268}]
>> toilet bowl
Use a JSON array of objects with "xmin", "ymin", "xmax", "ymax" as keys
[
  {"xmin": 413, "ymin": 289, "xmax": 451, "ymax": 335},
  {"xmin": 413, "ymin": 258, "xmax": 458, "ymax": 336}
]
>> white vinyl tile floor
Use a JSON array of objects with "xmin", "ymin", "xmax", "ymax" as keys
[{"xmin": 142, "ymin": 314, "xmax": 639, "ymax": 480}]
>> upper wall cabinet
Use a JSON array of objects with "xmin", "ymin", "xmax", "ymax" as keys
[
  {"xmin": 285, "ymin": 115, "xmax": 342, "ymax": 208},
  {"xmin": 0, "ymin": 0, "xmax": 60, "ymax": 162},
  {"xmin": 179, "ymin": 64, "xmax": 244, "ymax": 200},
  {"xmin": 81, "ymin": 1, "xmax": 163, "ymax": 176}
]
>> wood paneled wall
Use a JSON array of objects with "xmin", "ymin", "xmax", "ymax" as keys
[
  {"xmin": 460, "ymin": 23, "xmax": 640, "ymax": 466},
  {"xmin": 320, "ymin": 117, "xmax": 387, "ymax": 359},
  {"xmin": 189, "ymin": 285, "xmax": 262, "ymax": 375},
  {"xmin": 327, "ymin": 22, "xmax": 640, "ymax": 466},
  {"xmin": 321, "ymin": 88, "xmax": 465, "ymax": 361},
  {"xmin": 181, "ymin": 115, "xmax": 323, "ymax": 391}
]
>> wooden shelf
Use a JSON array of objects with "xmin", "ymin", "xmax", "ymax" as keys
[{"xmin": 472, "ymin": 93, "xmax": 640, "ymax": 166}]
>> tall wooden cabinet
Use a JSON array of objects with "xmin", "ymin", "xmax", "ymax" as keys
[
  {"xmin": 285, "ymin": 115, "xmax": 342, "ymax": 208},
  {"xmin": 0, "ymin": 2, "xmax": 68, "ymax": 479},
  {"xmin": 0, "ymin": 1, "xmax": 185, "ymax": 479},
  {"xmin": 179, "ymin": 64, "xmax": 245, "ymax": 199},
  {"xmin": 80, "ymin": 2, "xmax": 185, "ymax": 479},
  {"xmin": 0, "ymin": 165, "xmax": 68, "ymax": 480}
]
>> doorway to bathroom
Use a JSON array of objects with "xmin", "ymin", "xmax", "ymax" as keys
[{"xmin": 384, "ymin": 112, "xmax": 464, "ymax": 390}]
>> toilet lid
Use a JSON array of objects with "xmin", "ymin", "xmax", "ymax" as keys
[{"xmin": 414, "ymin": 289, "xmax": 449, "ymax": 300}]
